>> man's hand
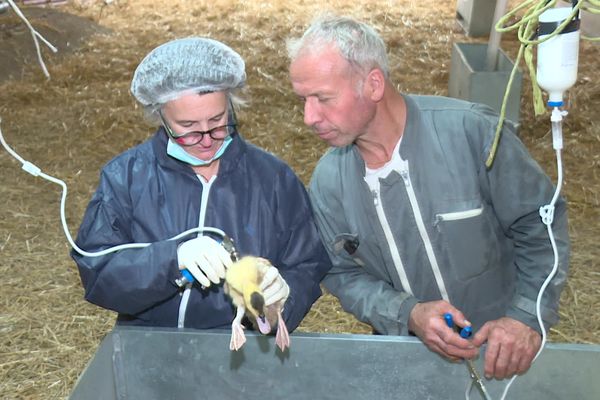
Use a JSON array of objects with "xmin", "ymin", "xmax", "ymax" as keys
[
  {"xmin": 408, "ymin": 300, "xmax": 478, "ymax": 361},
  {"xmin": 471, "ymin": 317, "xmax": 541, "ymax": 379}
]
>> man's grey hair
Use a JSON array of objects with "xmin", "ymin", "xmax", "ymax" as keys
[{"xmin": 287, "ymin": 14, "xmax": 389, "ymax": 79}]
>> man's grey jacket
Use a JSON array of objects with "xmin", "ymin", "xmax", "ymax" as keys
[{"xmin": 309, "ymin": 94, "xmax": 570, "ymax": 335}]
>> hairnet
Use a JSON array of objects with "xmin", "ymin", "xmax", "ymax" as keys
[{"xmin": 130, "ymin": 37, "xmax": 246, "ymax": 106}]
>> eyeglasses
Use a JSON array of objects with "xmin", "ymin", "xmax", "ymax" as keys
[{"xmin": 159, "ymin": 111, "xmax": 236, "ymax": 147}]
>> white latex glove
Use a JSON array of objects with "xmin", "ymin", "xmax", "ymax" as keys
[
  {"xmin": 177, "ymin": 236, "xmax": 233, "ymax": 287},
  {"xmin": 260, "ymin": 266, "xmax": 290, "ymax": 306}
]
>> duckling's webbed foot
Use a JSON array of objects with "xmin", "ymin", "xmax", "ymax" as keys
[
  {"xmin": 230, "ymin": 305, "xmax": 247, "ymax": 351},
  {"xmin": 275, "ymin": 309, "xmax": 290, "ymax": 352}
]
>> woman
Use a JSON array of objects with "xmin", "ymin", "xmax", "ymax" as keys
[{"xmin": 72, "ymin": 37, "xmax": 330, "ymax": 333}]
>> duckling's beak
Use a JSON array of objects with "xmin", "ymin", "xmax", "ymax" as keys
[{"xmin": 256, "ymin": 314, "xmax": 271, "ymax": 334}]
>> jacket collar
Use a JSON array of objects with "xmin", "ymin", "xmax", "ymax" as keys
[{"xmin": 397, "ymin": 94, "xmax": 423, "ymax": 162}]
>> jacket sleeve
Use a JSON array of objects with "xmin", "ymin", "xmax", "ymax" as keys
[
  {"xmin": 71, "ymin": 167, "xmax": 182, "ymax": 316},
  {"xmin": 272, "ymin": 168, "xmax": 332, "ymax": 332},
  {"xmin": 309, "ymin": 170, "xmax": 418, "ymax": 336},
  {"xmin": 477, "ymin": 110, "xmax": 570, "ymax": 333}
]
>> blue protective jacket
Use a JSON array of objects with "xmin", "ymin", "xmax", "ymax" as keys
[{"xmin": 71, "ymin": 127, "xmax": 331, "ymax": 331}]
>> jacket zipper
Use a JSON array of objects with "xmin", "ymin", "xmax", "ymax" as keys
[
  {"xmin": 178, "ymin": 175, "xmax": 216, "ymax": 328},
  {"xmin": 371, "ymin": 185, "xmax": 414, "ymax": 296},
  {"xmin": 398, "ymin": 164, "xmax": 450, "ymax": 302}
]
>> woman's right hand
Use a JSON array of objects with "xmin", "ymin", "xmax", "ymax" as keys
[{"xmin": 177, "ymin": 236, "xmax": 233, "ymax": 287}]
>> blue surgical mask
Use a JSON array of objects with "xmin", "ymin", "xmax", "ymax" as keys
[{"xmin": 166, "ymin": 136, "xmax": 233, "ymax": 166}]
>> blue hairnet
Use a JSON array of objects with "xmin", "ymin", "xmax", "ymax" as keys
[{"xmin": 130, "ymin": 37, "xmax": 246, "ymax": 106}]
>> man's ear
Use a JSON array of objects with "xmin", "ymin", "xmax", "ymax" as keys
[{"xmin": 363, "ymin": 68, "xmax": 386, "ymax": 102}]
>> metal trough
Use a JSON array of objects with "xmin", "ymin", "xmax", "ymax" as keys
[
  {"xmin": 69, "ymin": 326, "xmax": 600, "ymax": 400},
  {"xmin": 448, "ymin": 42, "xmax": 523, "ymax": 126}
]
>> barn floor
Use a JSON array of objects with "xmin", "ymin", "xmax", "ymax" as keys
[{"xmin": 0, "ymin": 1, "xmax": 598, "ymax": 398}]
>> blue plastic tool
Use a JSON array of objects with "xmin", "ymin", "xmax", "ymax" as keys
[
  {"xmin": 443, "ymin": 312, "xmax": 473, "ymax": 338},
  {"xmin": 443, "ymin": 313, "xmax": 492, "ymax": 400}
]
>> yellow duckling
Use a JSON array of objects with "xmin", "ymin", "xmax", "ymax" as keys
[{"xmin": 224, "ymin": 256, "xmax": 290, "ymax": 352}]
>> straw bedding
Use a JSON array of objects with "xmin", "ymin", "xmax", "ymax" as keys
[{"xmin": 0, "ymin": 1, "xmax": 598, "ymax": 398}]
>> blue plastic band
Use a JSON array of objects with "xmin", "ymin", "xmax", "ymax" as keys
[
  {"xmin": 181, "ymin": 269, "xmax": 194, "ymax": 283},
  {"xmin": 548, "ymin": 101, "xmax": 563, "ymax": 107}
]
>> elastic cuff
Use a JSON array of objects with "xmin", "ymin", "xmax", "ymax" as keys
[
  {"xmin": 397, "ymin": 296, "xmax": 420, "ymax": 336},
  {"xmin": 507, "ymin": 295, "xmax": 559, "ymax": 334}
]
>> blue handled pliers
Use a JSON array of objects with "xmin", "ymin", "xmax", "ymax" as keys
[{"xmin": 444, "ymin": 313, "xmax": 493, "ymax": 400}]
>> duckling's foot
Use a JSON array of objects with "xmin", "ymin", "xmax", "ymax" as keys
[
  {"xmin": 230, "ymin": 321, "xmax": 247, "ymax": 351},
  {"xmin": 275, "ymin": 310, "xmax": 290, "ymax": 352}
]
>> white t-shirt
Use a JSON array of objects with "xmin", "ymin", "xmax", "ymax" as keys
[{"xmin": 364, "ymin": 136, "xmax": 403, "ymax": 191}]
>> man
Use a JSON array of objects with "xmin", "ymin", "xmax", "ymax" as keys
[{"xmin": 288, "ymin": 15, "xmax": 569, "ymax": 380}]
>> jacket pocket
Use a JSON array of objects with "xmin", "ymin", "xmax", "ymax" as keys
[
  {"xmin": 435, "ymin": 206, "xmax": 495, "ymax": 281},
  {"xmin": 436, "ymin": 208, "xmax": 483, "ymax": 221}
]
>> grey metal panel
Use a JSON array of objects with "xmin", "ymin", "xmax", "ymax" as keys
[
  {"xmin": 448, "ymin": 42, "xmax": 522, "ymax": 126},
  {"xmin": 69, "ymin": 331, "xmax": 117, "ymax": 400},
  {"xmin": 456, "ymin": 0, "xmax": 497, "ymax": 37},
  {"xmin": 70, "ymin": 326, "xmax": 600, "ymax": 400}
]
